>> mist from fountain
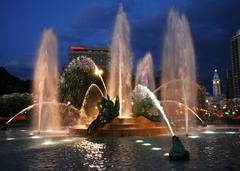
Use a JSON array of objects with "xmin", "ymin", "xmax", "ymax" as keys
[
  {"xmin": 160, "ymin": 100, "xmax": 204, "ymax": 125},
  {"xmin": 161, "ymin": 9, "xmax": 197, "ymax": 135},
  {"xmin": 33, "ymin": 29, "xmax": 60, "ymax": 132},
  {"xmin": 135, "ymin": 52, "xmax": 156, "ymax": 91},
  {"xmin": 135, "ymin": 84, "xmax": 174, "ymax": 136},
  {"xmin": 108, "ymin": 4, "xmax": 132, "ymax": 118}
]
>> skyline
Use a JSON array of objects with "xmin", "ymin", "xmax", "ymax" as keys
[{"xmin": 1, "ymin": 0, "xmax": 240, "ymax": 93}]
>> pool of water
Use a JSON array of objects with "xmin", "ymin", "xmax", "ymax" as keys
[{"xmin": 0, "ymin": 126, "xmax": 240, "ymax": 171}]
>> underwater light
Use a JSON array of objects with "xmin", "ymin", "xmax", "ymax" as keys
[
  {"xmin": 225, "ymin": 131, "xmax": 236, "ymax": 134},
  {"xmin": 202, "ymin": 130, "xmax": 215, "ymax": 134},
  {"xmin": 142, "ymin": 143, "xmax": 151, "ymax": 146},
  {"xmin": 41, "ymin": 140, "xmax": 57, "ymax": 145},
  {"xmin": 31, "ymin": 135, "xmax": 42, "ymax": 139},
  {"xmin": 135, "ymin": 140, "xmax": 144, "ymax": 143},
  {"xmin": 6, "ymin": 138, "xmax": 15, "ymax": 141},
  {"xmin": 188, "ymin": 135, "xmax": 200, "ymax": 139},
  {"xmin": 164, "ymin": 153, "xmax": 169, "ymax": 156},
  {"xmin": 151, "ymin": 147, "xmax": 162, "ymax": 151},
  {"xmin": 62, "ymin": 138, "xmax": 73, "ymax": 142}
]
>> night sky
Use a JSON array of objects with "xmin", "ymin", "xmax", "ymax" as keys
[{"xmin": 1, "ymin": 0, "xmax": 240, "ymax": 94}]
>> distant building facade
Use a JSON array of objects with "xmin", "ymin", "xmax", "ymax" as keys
[
  {"xmin": 229, "ymin": 30, "xmax": 240, "ymax": 98},
  {"xmin": 226, "ymin": 68, "xmax": 233, "ymax": 98},
  {"xmin": 212, "ymin": 69, "xmax": 221, "ymax": 99},
  {"xmin": 68, "ymin": 46, "xmax": 110, "ymax": 69}
]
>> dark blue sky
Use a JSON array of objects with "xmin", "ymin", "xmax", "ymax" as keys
[{"xmin": 1, "ymin": 0, "xmax": 240, "ymax": 94}]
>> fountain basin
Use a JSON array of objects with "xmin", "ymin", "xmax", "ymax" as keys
[{"xmin": 69, "ymin": 116, "xmax": 169, "ymax": 137}]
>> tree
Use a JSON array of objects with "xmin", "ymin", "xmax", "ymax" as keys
[{"xmin": 59, "ymin": 57, "xmax": 103, "ymax": 108}]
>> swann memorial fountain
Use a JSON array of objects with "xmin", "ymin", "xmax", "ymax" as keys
[{"xmin": 1, "ymin": 5, "xmax": 205, "ymax": 161}]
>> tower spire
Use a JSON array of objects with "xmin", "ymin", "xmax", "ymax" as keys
[{"xmin": 212, "ymin": 69, "xmax": 221, "ymax": 99}]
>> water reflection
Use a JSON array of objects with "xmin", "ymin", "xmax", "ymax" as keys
[{"xmin": 0, "ymin": 132, "xmax": 240, "ymax": 170}]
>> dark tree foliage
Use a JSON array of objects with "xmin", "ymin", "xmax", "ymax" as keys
[
  {"xmin": 0, "ymin": 93, "xmax": 32, "ymax": 117},
  {"xmin": 0, "ymin": 67, "xmax": 31, "ymax": 95},
  {"xmin": 59, "ymin": 57, "xmax": 104, "ymax": 108}
]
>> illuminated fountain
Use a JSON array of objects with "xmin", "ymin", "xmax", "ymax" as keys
[
  {"xmin": 1, "ymin": 6, "xmax": 202, "ymax": 142},
  {"xmin": 160, "ymin": 9, "xmax": 197, "ymax": 135},
  {"xmin": 108, "ymin": 4, "xmax": 132, "ymax": 118},
  {"xmin": 69, "ymin": 5, "xmax": 170, "ymax": 137},
  {"xmin": 135, "ymin": 52, "xmax": 155, "ymax": 91},
  {"xmin": 32, "ymin": 29, "xmax": 61, "ymax": 132}
]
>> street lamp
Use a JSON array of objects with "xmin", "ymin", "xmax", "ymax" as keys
[{"xmin": 94, "ymin": 68, "xmax": 103, "ymax": 76}]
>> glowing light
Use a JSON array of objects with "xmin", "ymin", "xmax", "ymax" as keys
[
  {"xmin": 31, "ymin": 135, "xmax": 42, "ymax": 139},
  {"xmin": 202, "ymin": 130, "xmax": 215, "ymax": 134},
  {"xmin": 70, "ymin": 46, "xmax": 84, "ymax": 51},
  {"xmin": 94, "ymin": 68, "xmax": 103, "ymax": 76},
  {"xmin": 135, "ymin": 140, "xmax": 144, "ymax": 143},
  {"xmin": 164, "ymin": 153, "xmax": 169, "ymax": 156},
  {"xmin": 62, "ymin": 138, "xmax": 73, "ymax": 142},
  {"xmin": 142, "ymin": 143, "xmax": 151, "ymax": 146},
  {"xmin": 41, "ymin": 140, "xmax": 57, "ymax": 145},
  {"xmin": 6, "ymin": 138, "xmax": 15, "ymax": 141},
  {"xmin": 188, "ymin": 135, "xmax": 200, "ymax": 139},
  {"xmin": 225, "ymin": 131, "xmax": 236, "ymax": 134},
  {"xmin": 151, "ymin": 147, "xmax": 162, "ymax": 151},
  {"xmin": 205, "ymin": 99, "xmax": 208, "ymax": 103},
  {"xmin": 46, "ymin": 129, "xmax": 53, "ymax": 132}
]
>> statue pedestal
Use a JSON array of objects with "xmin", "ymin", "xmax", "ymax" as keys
[
  {"xmin": 69, "ymin": 116, "xmax": 169, "ymax": 137},
  {"xmin": 169, "ymin": 136, "xmax": 190, "ymax": 160}
]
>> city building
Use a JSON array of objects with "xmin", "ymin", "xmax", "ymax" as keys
[
  {"xmin": 229, "ymin": 30, "xmax": 240, "ymax": 98},
  {"xmin": 212, "ymin": 69, "xmax": 221, "ymax": 99},
  {"xmin": 68, "ymin": 46, "xmax": 110, "ymax": 69},
  {"xmin": 226, "ymin": 68, "xmax": 233, "ymax": 98}
]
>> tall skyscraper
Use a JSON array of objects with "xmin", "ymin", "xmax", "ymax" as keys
[
  {"xmin": 230, "ymin": 30, "xmax": 240, "ymax": 98},
  {"xmin": 226, "ymin": 68, "xmax": 233, "ymax": 98},
  {"xmin": 213, "ymin": 69, "xmax": 221, "ymax": 99}
]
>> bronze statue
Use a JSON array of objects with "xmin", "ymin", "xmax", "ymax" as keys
[
  {"xmin": 169, "ymin": 136, "xmax": 190, "ymax": 160},
  {"xmin": 87, "ymin": 95, "xmax": 119, "ymax": 135},
  {"xmin": 132, "ymin": 97, "xmax": 161, "ymax": 122}
]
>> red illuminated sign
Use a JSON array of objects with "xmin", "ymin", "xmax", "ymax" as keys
[{"xmin": 69, "ymin": 46, "xmax": 84, "ymax": 51}]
